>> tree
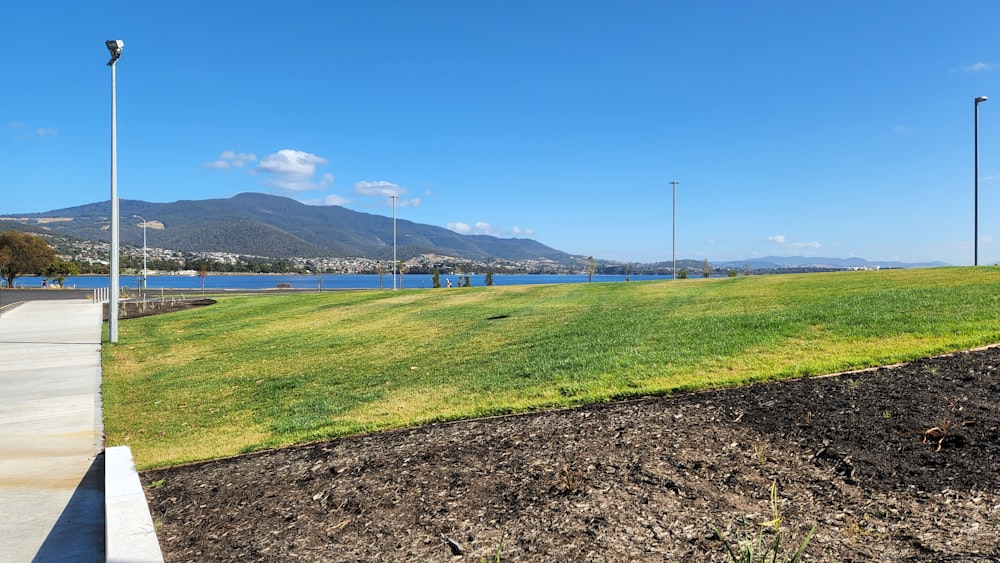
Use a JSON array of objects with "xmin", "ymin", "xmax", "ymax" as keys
[
  {"xmin": 485, "ymin": 271, "xmax": 494, "ymax": 286},
  {"xmin": 702, "ymin": 258, "xmax": 710, "ymax": 278},
  {"xmin": 42, "ymin": 260, "xmax": 80, "ymax": 287},
  {"xmin": 463, "ymin": 275, "xmax": 471, "ymax": 287},
  {"xmin": 678, "ymin": 268, "xmax": 689, "ymax": 280},
  {"xmin": 588, "ymin": 256, "xmax": 596, "ymax": 282},
  {"xmin": 432, "ymin": 268, "xmax": 441, "ymax": 288},
  {"xmin": 0, "ymin": 231, "xmax": 56, "ymax": 288}
]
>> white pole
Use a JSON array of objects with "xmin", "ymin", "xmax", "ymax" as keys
[
  {"xmin": 670, "ymin": 181, "xmax": 679, "ymax": 280},
  {"xmin": 975, "ymin": 96, "xmax": 988, "ymax": 266},
  {"xmin": 391, "ymin": 195, "xmax": 399, "ymax": 290},
  {"xmin": 109, "ymin": 57, "xmax": 120, "ymax": 342},
  {"xmin": 142, "ymin": 220, "xmax": 147, "ymax": 289}
]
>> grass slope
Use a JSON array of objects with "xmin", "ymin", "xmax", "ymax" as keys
[{"xmin": 103, "ymin": 268, "xmax": 1000, "ymax": 468}]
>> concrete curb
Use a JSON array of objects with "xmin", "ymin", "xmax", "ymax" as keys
[{"xmin": 105, "ymin": 446, "xmax": 164, "ymax": 563}]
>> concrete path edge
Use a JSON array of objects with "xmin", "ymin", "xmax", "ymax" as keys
[{"xmin": 105, "ymin": 445, "xmax": 164, "ymax": 562}]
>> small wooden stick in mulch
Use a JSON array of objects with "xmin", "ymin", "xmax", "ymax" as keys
[{"xmin": 923, "ymin": 419, "xmax": 976, "ymax": 452}]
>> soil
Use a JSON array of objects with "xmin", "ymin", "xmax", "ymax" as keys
[
  {"xmin": 106, "ymin": 298, "xmax": 217, "ymax": 321},
  {"xmin": 139, "ymin": 301, "xmax": 1000, "ymax": 561}
]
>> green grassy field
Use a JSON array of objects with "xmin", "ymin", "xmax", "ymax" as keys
[{"xmin": 103, "ymin": 267, "xmax": 1000, "ymax": 468}]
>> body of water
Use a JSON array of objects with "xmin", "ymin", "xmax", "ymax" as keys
[{"xmin": 14, "ymin": 273, "xmax": 672, "ymax": 291}]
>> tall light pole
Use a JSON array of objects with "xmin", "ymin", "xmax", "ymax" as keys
[
  {"xmin": 975, "ymin": 96, "xmax": 988, "ymax": 266},
  {"xmin": 107, "ymin": 39, "xmax": 123, "ymax": 342},
  {"xmin": 670, "ymin": 181, "xmax": 679, "ymax": 279},
  {"xmin": 390, "ymin": 195, "xmax": 399, "ymax": 290},
  {"xmin": 133, "ymin": 215, "xmax": 147, "ymax": 291}
]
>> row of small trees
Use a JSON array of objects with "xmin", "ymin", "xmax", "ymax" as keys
[
  {"xmin": 430, "ymin": 269, "xmax": 496, "ymax": 288},
  {"xmin": 0, "ymin": 230, "xmax": 79, "ymax": 288}
]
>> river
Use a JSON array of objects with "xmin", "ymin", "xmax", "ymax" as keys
[{"xmin": 15, "ymin": 273, "xmax": 672, "ymax": 291}]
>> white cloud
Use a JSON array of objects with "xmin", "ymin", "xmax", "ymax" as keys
[
  {"xmin": 447, "ymin": 222, "xmax": 472, "ymax": 234},
  {"xmin": 205, "ymin": 150, "xmax": 257, "ymax": 170},
  {"xmin": 474, "ymin": 221, "xmax": 501, "ymax": 236},
  {"xmin": 768, "ymin": 234, "xmax": 820, "ymax": 249},
  {"xmin": 352, "ymin": 180, "xmax": 404, "ymax": 197},
  {"xmin": 253, "ymin": 149, "xmax": 333, "ymax": 191},
  {"xmin": 351, "ymin": 180, "xmax": 422, "ymax": 207},
  {"xmin": 448, "ymin": 221, "xmax": 534, "ymax": 237},
  {"xmin": 322, "ymin": 194, "xmax": 350, "ymax": 206},
  {"xmin": 893, "ymin": 125, "xmax": 911, "ymax": 134},
  {"xmin": 8, "ymin": 122, "xmax": 58, "ymax": 139},
  {"xmin": 956, "ymin": 62, "xmax": 996, "ymax": 73},
  {"xmin": 790, "ymin": 241, "xmax": 822, "ymax": 249}
]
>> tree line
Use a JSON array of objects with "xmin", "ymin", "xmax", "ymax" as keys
[{"xmin": 0, "ymin": 230, "xmax": 79, "ymax": 287}]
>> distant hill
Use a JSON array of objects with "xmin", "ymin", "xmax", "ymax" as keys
[
  {"xmin": 715, "ymin": 256, "xmax": 949, "ymax": 270},
  {"xmin": 2, "ymin": 192, "xmax": 572, "ymax": 262}
]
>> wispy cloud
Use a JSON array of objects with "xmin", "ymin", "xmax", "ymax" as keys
[
  {"xmin": 447, "ymin": 220, "xmax": 528, "ymax": 237},
  {"xmin": 446, "ymin": 221, "xmax": 501, "ymax": 236},
  {"xmin": 8, "ymin": 122, "xmax": 58, "ymax": 139},
  {"xmin": 893, "ymin": 125, "xmax": 911, "ymax": 134},
  {"xmin": 252, "ymin": 149, "xmax": 334, "ymax": 192},
  {"xmin": 768, "ymin": 234, "xmax": 820, "ymax": 249},
  {"xmin": 954, "ymin": 62, "xmax": 996, "ymax": 73},
  {"xmin": 351, "ymin": 180, "xmax": 422, "ymax": 207},
  {"xmin": 204, "ymin": 150, "xmax": 257, "ymax": 169}
]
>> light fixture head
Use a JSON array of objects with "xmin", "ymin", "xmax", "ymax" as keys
[
  {"xmin": 106, "ymin": 39, "xmax": 124, "ymax": 66},
  {"xmin": 976, "ymin": 96, "xmax": 988, "ymax": 104}
]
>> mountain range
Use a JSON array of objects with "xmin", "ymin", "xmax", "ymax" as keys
[
  {"xmin": 2, "ymin": 192, "xmax": 572, "ymax": 263},
  {"xmin": 715, "ymin": 256, "xmax": 949, "ymax": 270},
  {"xmin": 1, "ymin": 192, "xmax": 950, "ymax": 270}
]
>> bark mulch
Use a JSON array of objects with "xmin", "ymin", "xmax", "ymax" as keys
[{"xmin": 141, "ymin": 345, "xmax": 1000, "ymax": 561}]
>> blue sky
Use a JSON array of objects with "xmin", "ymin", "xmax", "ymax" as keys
[{"xmin": 5, "ymin": 2, "xmax": 1000, "ymax": 264}]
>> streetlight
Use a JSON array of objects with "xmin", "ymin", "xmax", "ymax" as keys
[
  {"xmin": 107, "ymin": 39, "xmax": 123, "ymax": 343},
  {"xmin": 133, "ymin": 215, "xmax": 147, "ymax": 292},
  {"xmin": 390, "ymin": 195, "xmax": 399, "ymax": 290},
  {"xmin": 975, "ymin": 96, "xmax": 988, "ymax": 266},
  {"xmin": 670, "ymin": 181, "xmax": 679, "ymax": 279}
]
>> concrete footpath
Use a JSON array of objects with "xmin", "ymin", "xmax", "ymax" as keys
[{"xmin": 0, "ymin": 299, "xmax": 163, "ymax": 562}]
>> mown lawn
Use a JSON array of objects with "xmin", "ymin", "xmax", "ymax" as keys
[{"xmin": 103, "ymin": 267, "xmax": 1000, "ymax": 468}]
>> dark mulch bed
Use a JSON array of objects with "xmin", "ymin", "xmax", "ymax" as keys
[
  {"xmin": 105, "ymin": 298, "xmax": 217, "ymax": 321},
  {"xmin": 140, "ymin": 343, "xmax": 1000, "ymax": 562}
]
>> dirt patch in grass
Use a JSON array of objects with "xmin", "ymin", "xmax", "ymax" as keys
[{"xmin": 141, "ymin": 346, "xmax": 1000, "ymax": 562}]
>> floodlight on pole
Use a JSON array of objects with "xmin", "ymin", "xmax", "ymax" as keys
[
  {"xmin": 975, "ymin": 96, "xmax": 988, "ymax": 266},
  {"xmin": 390, "ymin": 195, "xmax": 399, "ymax": 290},
  {"xmin": 107, "ymin": 39, "xmax": 123, "ymax": 343}
]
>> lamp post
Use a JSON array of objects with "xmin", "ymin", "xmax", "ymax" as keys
[
  {"xmin": 133, "ymin": 215, "xmax": 147, "ymax": 292},
  {"xmin": 107, "ymin": 39, "xmax": 123, "ymax": 342},
  {"xmin": 975, "ymin": 96, "xmax": 988, "ymax": 266},
  {"xmin": 390, "ymin": 195, "xmax": 399, "ymax": 290},
  {"xmin": 670, "ymin": 181, "xmax": 679, "ymax": 279}
]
